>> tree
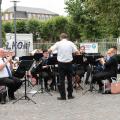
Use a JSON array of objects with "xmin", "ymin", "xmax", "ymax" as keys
[
  {"xmin": 65, "ymin": 0, "xmax": 120, "ymax": 40},
  {"xmin": 85, "ymin": 0, "xmax": 120, "ymax": 38},
  {"xmin": 3, "ymin": 22, "xmax": 12, "ymax": 33},
  {"xmin": 65, "ymin": 0, "xmax": 100, "ymax": 40},
  {"xmin": 66, "ymin": 17, "xmax": 80, "ymax": 41},
  {"xmin": 26, "ymin": 19, "xmax": 40, "ymax": 41},
  {"xmin": 38, "ymin": 16, "xmax": 68, "ymax": 42},
  {"xmin": 2, "ymin": 30, "xmax": 6, "ymax": 46},
  {"xmin": 15, "ymin": 20, "xmax": 27, "ymax": 33}
]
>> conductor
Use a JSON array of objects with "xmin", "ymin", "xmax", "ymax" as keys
[{"xmin": 48, "ymin": 33, "xmax": 79, "ymax": 100}]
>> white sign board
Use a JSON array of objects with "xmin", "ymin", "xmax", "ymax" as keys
[
  {"xmin": 117, "ymin": 37, "xmax": 120, "ymax": 44},
  {"xmin": 6, "ymin": 33, "xmax": 33, "ymax": 57},
  {"xmin": 80, "ymin": 43, "xmax": 98, "ymax": 53}
]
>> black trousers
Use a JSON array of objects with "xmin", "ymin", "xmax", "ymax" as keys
[
  {"xmin": 0, "ymin": 77, "xmax": 22, "ymax": 98},
  {"xmin": 58, "ymin": 62, "xmax": 73, "ymax": 98},
  {"xmin": 92, "ymin": 71, "xmax": 115, "ymax": 89},
  {"xmin": 41, "ymin": 71, "xmax": 51, "ymax": 89}
]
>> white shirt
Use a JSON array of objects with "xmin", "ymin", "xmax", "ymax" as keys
[
  {"xmin": 0, "ymin": 58, "xmax": 11, "ymax": 78},
  {"xmin": 50, "ymin": 39, "xmax": 78, "ymax": 62}
]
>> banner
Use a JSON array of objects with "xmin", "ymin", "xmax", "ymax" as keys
[
  {"xmin": 6, "ymin": 33, "xmax": 33, "ymax": 57},
  {"xmin": 80, "ymin": 43, "xmax": 98, "ymax": 53}
]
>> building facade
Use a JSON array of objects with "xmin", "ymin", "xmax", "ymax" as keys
[{"xmin": 2, "ymin": 6, "xmax": 59, "ymax": 21}]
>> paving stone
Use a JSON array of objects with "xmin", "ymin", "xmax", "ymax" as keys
[{"xmin": 0, "ymin": 86, "xmax": 120, "ymax": 120}]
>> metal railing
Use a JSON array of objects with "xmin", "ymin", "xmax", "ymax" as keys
[{"xmin": 33, "ymin": 41, "xmax": 119, "ymax": 55}]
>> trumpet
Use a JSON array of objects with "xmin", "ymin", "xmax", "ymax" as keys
[{"xmin": 12, "ymin": 60, "xmax": 20, "ymax": 70}]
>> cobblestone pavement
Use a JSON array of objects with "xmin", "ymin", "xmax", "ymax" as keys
[{"xmin": 0, "ymin": 86, "xmax": 120, "ymax": 120}]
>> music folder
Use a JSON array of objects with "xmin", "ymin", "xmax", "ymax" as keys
[{"xmin": 13, "ymin": 60, "xmax": 34, "ymax": 78}]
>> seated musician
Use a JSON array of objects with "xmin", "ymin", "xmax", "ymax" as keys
[
  {"xmin": 80, "ymin": 46, "xmax": 91, "ymax": 84},
  {"xmin": 40, "ymin": 50, "xmax": 53, "ymax": 90},
  {"xmin": 0, "ymin": 48, "xmax": 22, "ymax": 100},
  {"xmin": 111, "ymin": 46, "xmax": 117, "ymax": 55},
  {"xmin": 92, "ymin": 48, "xmax": 118, "ymax": 92},
  {"xmin": 94, "ymin": 50, "xmax": 111, "ymax": 73},
  {"xmin": 74, "ymin": 46, "xmax": 91, "ymax": 87},
  {"xmin": 30, "ymin": 49, "xmax": 43, "ymax": 84},
  {"xmin": 31, "ymin": 50, "xmax": 52, "ymax": 89}
]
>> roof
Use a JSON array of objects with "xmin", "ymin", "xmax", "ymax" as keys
[{"xmin": 4, "ymin": 6, "xmax": 59, "ymax": 15}]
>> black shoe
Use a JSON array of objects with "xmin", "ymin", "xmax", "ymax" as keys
[
  {"xmin": 85, "ymin": 81, "xmax": 90, "ymax": 85},
  {"xmin": 50, "ymin": 86, "xmax": 54, "ymax": 90},
  {"xmin": 45, "ymin": 88, "xmax": 50, "ymax": 92},
  {"xmin": 73, "ymin": 85, "xmax": 76, "ymax": 89},
  {"xmin": 9, "ymin": 96, "xmax": 17, "ymax": 100},
  {"xmin": 57, "ymin": 97, "xmax": 66, "ymax": 100},
  {"xmin": 68, "ymin": 96, "xmax": 75, "ymax": 99},
  {"xmin": 1, "ymin": 100, "xmax": 6, "ymax": 104},
  {"xmin": 98, "ymin": 89, "xmax": 103, "ymax": 93}
]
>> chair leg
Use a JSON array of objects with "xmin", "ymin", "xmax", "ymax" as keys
[
  {"xmin": 73, "ymin": 75, "xmax": 83, "ymax": 90},
  {"xmin": 6, "ymin": 87, "xmax": 9, "ymax": 102}
]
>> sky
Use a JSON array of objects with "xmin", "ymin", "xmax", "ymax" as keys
[{"xmin": 1, "ymin": 0, "xmax": 67, "ymax": 16}]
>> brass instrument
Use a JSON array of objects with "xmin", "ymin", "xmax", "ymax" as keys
[{"xmin": 5, "ymin": 50, "xmax": 19, "ymax": 70}]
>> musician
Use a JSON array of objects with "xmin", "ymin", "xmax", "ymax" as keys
[
  {"xmin": 30, "ymin": 49, "xmax": 43, "ymax": 84},
  {"xmin": 0, "ymin": 48, "xmax": 22, "ymax": 100},
  {"xmin": 111, "ymin": 46, "xmax": 117, "ymax": 55},
  {"xmin": 74, "ymin": 46, "xmax": 91, "ymax": 88},
  {"xmin": 96, "ymin": 46, "xmax": 117, "ymax": 73},
  {"xmin": 40, "ymin": 50, "xmax": 53, "ymax": 90},
  {"xmin": 95, "ymin": 50, "xmax": 111, "ymax": 73},
  {"xmin": 92, "ymin": 48, "xmax": 118, "ymax": 92},
  {"xmin": 48, "ymin": 33, "xmax": 79, "ymax": 100},
  {"xmin": 80, "ymin": 46, "xmax": 91, "ymax": 84}
]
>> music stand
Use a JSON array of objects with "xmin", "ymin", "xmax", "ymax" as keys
[
  {"xmin": 19, "ymin": 56, "xmax": 34, "ymax": 61},
  {"xmin": 34, "ymin": 53, "xmax": 43, "ymax": 61},
  {"xmin": 53, "ymin": 53, "xmax": 57, "ymax": 57},
  {"xmin": 18, "ymin": 56, "xmax": 34, "ymax": 87},
  {"xmin": 13, "ymin": 60, "xmax": 36, "ymax": 104},
  {"xmin": 117, "ymin": 54, "xmax": 120, "ymax": 64},
  {"xmin": 83, "ymin": 53, "xmax": 102, "ymax": 94},
  {"xmin": 116, "ymin": 54, "xmax": 120, "ymax": 74},
  {"xmin": 72, "ymin": 55, "xmax": 83, "ymax": 65},
  {"xmin": 48, "ymin": 56, "xmax": 58, "ymax": 91},
  {"xmin": 72, "ymin": 55, "xmax": 85, "ymax": 90}
]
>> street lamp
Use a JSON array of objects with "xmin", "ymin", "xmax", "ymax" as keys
[
  {"xmin": 0, "ymin": 0, "xmax": 2, "ymax": 48},
  {"xmin": 11, "ymin": 0, "xmax": 19, "ymax": 56}
]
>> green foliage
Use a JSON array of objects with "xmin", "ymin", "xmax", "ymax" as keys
[
  {"xmin": 16, "ymin": 20, "xmax": 27, "ymax": 33},
  {"xmin": 54, "ymin": 16, "xmax": 68, "ymax": 34},
  {"xmin": 2, "ymin": 0, "xmax": 120, "ymax": 42},
  {"xmin": 26, "ymin": 19, "xmax": 40, "ymax": 41},
  {"xmin": 3, "ymin": 22, "xmax": 12, "ymax": 33},
  {"xmin": 65, "ymin": 0, "xmax": 101, "ymax": 40},
  {"xmin": 65, "ymin": 0, "xmax": 120, "ymax": 40},
  {"xmin": 2, "ymin": 30, "xmax": 6, "ymax": 47},
  {"xmin": 9, "ymin": 20, "xmax": 27, "ymax": 33},
  {"xmin": 38, "ymin": 16, "xmax": 68, "ymax": 42},
  {"xmin": 66, "ymin": 17, "xmax": 80, "ymax": 41},
  {"xmin": 85, "ymin": 0, "xmax": 120, "ymax": 38}
]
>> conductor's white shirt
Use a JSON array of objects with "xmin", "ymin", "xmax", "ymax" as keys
[
  {"xmin": 0, "ymin": 58, "xmax": 10, "ymax": 78},
  {"xmin": 50, "ymin": 39, "xmax": 78, "ymax": 62}
]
